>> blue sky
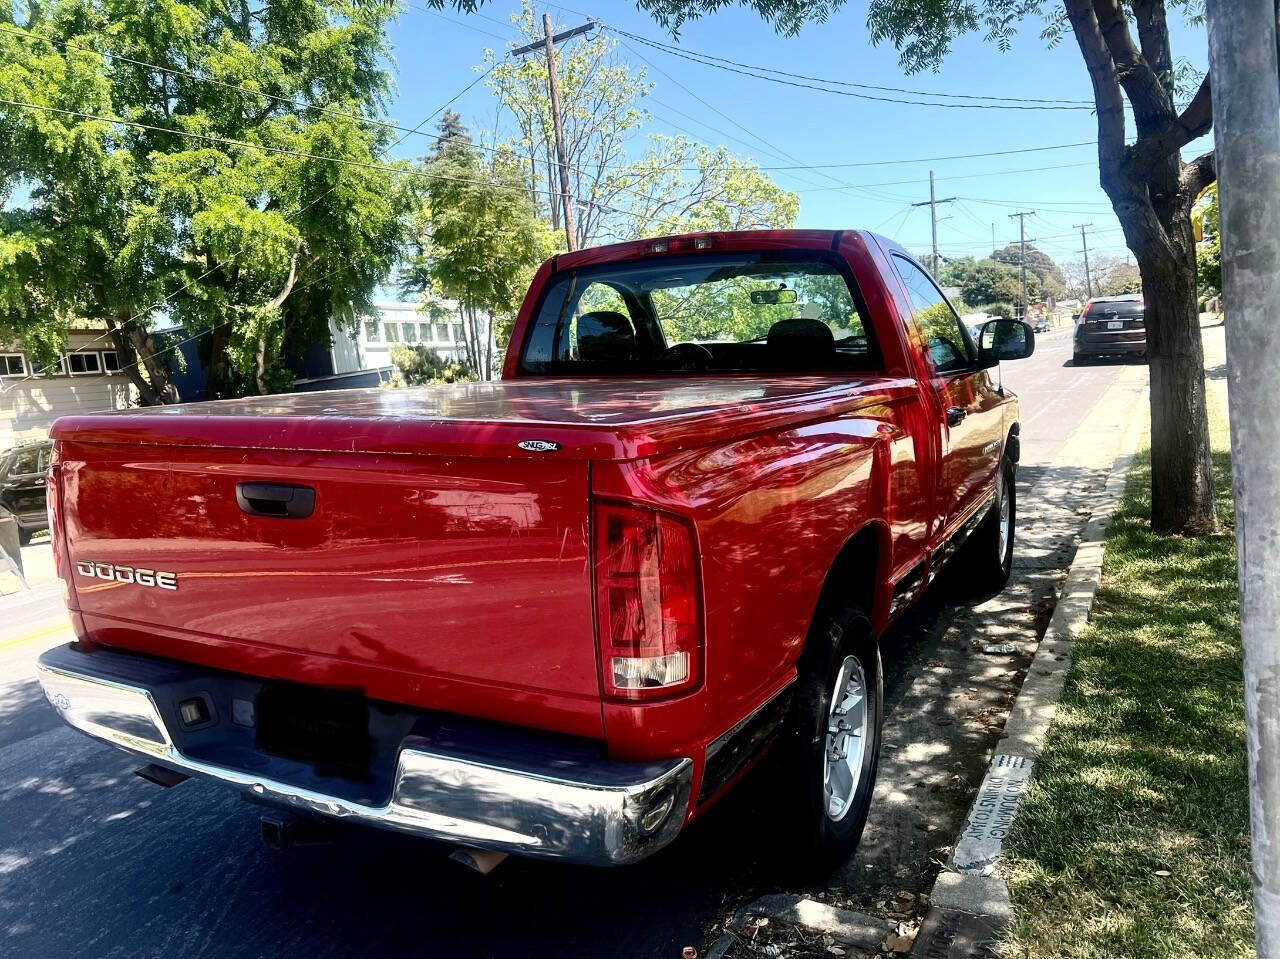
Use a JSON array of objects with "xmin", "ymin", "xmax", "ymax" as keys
[{"xmin": 382, "ymin": 2, "xmax": 1213, "ymax": 268}]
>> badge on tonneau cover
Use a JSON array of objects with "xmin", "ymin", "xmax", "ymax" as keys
[{"xmin": 518, "ymin": 440, "xmax": 560, "ymax": 453}]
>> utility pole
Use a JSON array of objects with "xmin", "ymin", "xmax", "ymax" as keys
[
  {"xmin": 1008, "ymin": 211, "xmax": 1034, "ymax": 319},
  {"xmin": 991, "ymin": 223, "xmax": 996, "ymax": 255},
  {"xmin": 1206, "ymin": 2, "xmax": 1280, "ymax": 955},
  {"xmin": 512, "ymin": 16, "xmax": 594, "ymax": 251},
  {"xmin": 911, "ymin": 170, "xmax": 955, "ymax": 276},
  {"xmin": 1075, "ymin": 223, "xmax": 1094, "ymax": 298}
]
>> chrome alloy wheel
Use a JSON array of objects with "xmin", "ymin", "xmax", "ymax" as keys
[
  {"xmin": 997, "ymin": 480, "xmax": 1011, "ymax": 563},
  {"xmin": 823, "ymin": 655, "xmax": 869, "ymax": 822}
]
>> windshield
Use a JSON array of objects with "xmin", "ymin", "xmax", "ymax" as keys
[{"xmin": 518, "ymin": 252, "xmax": 880, "ymax": 375}]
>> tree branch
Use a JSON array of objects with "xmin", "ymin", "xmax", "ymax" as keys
[
  {"xmin": 1133, "ymin": 0, "xmax": 1173, "ymax": 76},
  {"xmin": 1126, "ymin": 73, "xmax": 1213, "ymax": 176},
  {"xmin": 264, "ymin": 241, "xmax": 303, "ymax": 312},
  {"xmin": 1065, "ymin": 0, "xmax": 1127, "ymax": 185},
  {"xmin": 1092, "ymin": 0, "xmax": 1174, "ymax": 128},
  {"xmin": 256, "ymin": 241, "xmax": 302, "ymax": 394},
  {"xmin": 1181, "ymin": 150, "xmax": 1216, "ymax": 199}
]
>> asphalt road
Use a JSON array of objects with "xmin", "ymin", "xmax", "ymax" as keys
[{"xmin": 0, "ymin": 331, "xmax": 1136, "ymax": 959}]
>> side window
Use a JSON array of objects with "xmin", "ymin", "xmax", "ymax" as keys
[
  {"xmin": 12, "ymin": 449, "xmax": 40, "ymax": 475},
  {"xmin": 891, "ymin": 255, "xmax": 974, "ymax": 374}
]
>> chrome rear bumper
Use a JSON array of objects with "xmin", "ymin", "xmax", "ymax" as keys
[{"xmin": 37, "ymin": 643, "xmax": 692, "ymax": 866}]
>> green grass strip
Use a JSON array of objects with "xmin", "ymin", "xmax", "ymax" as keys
[{"xmin": 1004, "ymin": 408, "xmax": 1253, "ymax": 958}]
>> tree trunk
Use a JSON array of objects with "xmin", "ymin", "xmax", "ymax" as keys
[
  {"xmin": 205, "ymin": 322, "xmax": 235, "ymax": 399},
  {"xmin": 256, "ymin": 244, "xmax": 303, "ymax": 395},
  {"xmin": 106, "ymin": 316, "xmax": 179, "ymax": 406},
  {"xmin": 1063, "ymin": 0, "xmax": 1218, "ymax": 535},
  {"xmin": 1136, "ymin": 209, "xmax": 1218, "ymax": 533}
]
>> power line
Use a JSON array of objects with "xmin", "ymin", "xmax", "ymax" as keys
[
  {"xmin": 619, "ymin": 39, "xmax": 918, "ymax": 205},
  {"xmin": 4, "ymin": 22, "xmax": 1117, "ymax": 195},
  {"xmin": 960, "ymin": 195, "xmax": 1113, "ymax": 211},
  {"xmin": 709, "ymin": 140, "xmax": 1102, "ymax": 172},
  {"xmin": 0, "ymin": 90, "xmax": 600, "ymax": 196},
  {"xmin": 608, "ymin": 25, "xmax": 1092, "ymax": 105},
  {"xmin": 1, "ymin": 20, "xmax": 782, "ymax": 229},
  {"xmin": 786, "ymin": 160, "xmax": 1100, "ymax": 193},
  {"xmin": 608, "ymin": 27, "xmax": 1095, "ymax": 110}
]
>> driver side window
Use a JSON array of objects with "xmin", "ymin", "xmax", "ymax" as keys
[{"xmin": 891, "ymin": 255, "xmax": 974, "ymax": 374}]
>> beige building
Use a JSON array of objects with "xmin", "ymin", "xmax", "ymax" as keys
[{"xmin": 0, "ymin": 329, "xmax": 135, "ymax": 451}]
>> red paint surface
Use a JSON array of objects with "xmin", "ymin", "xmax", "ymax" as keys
[{"xmin": 49, "ymin": 228, "xmax": 1020, "ymax": 827}]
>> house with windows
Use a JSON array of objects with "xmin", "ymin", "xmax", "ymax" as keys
[
  {"xmin": 0, "ymin": 300, "xmax": 486, "ymax": 451},
  {"xmin": 332, "ymin": 300, "xmax": 471, "ymax": 373},
  {"xmin": 326, "ymin": 300, "xmax": 479, "ymax": 379},
  {"xmin": 0, "ymin": 329, "xmax": 135, "ymax": 452}
]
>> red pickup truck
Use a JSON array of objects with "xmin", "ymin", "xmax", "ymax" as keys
[{"xmin": 37, "ymin": 229, "xmax": 1033, "ymax": 873}]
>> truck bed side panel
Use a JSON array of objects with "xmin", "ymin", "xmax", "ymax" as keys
[{"xmin": 591, "ymin": 382, "xmax": 929, "ymax": 765}]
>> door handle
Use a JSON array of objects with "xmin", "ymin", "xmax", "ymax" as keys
[
  {"xmin": 946, "ymin": 406, "xmax": 967, "ymax": 427},
  {"xmin": 236, "ymin": 482, "xmax": 315, "ymax": 519}
]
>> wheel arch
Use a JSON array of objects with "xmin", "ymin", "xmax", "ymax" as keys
[
  {"xmin": 1005, "ymin": 419, "xmax": 1021, "ymax": 465},
  {"xmin": 810, "ymin": 521, "xmax": 892, "ymax": 638}
]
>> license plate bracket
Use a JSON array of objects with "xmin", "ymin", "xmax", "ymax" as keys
[{"xmin": 1107, "ymin": 320, "xmax": 1124, "ymax": 330}]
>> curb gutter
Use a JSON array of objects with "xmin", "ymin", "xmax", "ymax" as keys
[
  {"xmin": 911, "ymin": 408, "xmax": 1146, "ymax": 959},
  {"xmin": 706, "ymin": 894, "xmax": 895, "ymax": 959}
]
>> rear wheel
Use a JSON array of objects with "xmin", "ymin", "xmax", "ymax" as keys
[
  {"xmin": 1073, "ymin": 352, "xmax": 1091, "ymax": 366},
  {"xmin": 17, "ymin": 528, "xmax": 31, "ymax": 547},
  {"xmin": 767, "ymin": 602, "xmax": 882, "ymax": 878},
  {"xmin": 956, "ymin": 457, "xmax": 1015, "ymax": 594}
]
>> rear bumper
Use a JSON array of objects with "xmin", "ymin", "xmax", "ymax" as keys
[
  {"xmin": 36, "ymin": 643, "xmax": 692, "ymax": 866},
  {"xmin": 1074, "ymin": 327, "xmax": 1147, "ymax": 356}
]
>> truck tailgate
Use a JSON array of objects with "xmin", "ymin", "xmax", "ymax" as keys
[{"xmin": 56, "ymin": 439, "xmax": 602, "ymax": 738}]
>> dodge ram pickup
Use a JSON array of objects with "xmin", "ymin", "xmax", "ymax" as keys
[{"xmin": 37, "ymin": 229, "xmax": 1033, "ymax": 873}]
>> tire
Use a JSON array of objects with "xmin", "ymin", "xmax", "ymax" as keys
[
  {"xmin": 1073, "ymin": 352, "xmax": 1090, "ymax": 366},
  {"xmin": 956, "ymin": 457, "xmax": 1016, "ymax": 594},
  {"xmin": 18, "ymin": 528, "xmax": 31, "ymax": 547},
  {"xmin": 766, "ymin": 602, "xmax": 883, "ymax": 879}
]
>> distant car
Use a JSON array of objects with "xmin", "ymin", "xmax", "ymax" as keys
[
  {"xmin": 1033, "ymin": 313, "xmax": 1052, "ymax": 333},
  {"xmin": 0, "ymin": 440, "xmax": 51, "ymax": 544},
  {"xmin": 1073, "ymin": 294, "xmax": 1146, "ymax": 364}
]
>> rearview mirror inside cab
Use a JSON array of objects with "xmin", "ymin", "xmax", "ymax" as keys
[
  {"xmin": 750, "ymin": 288, "xmax": 798, "ymax": 305},
  {"xmin": 978, "ymin": 319, "xmax": 1035, "ymax": 366}
]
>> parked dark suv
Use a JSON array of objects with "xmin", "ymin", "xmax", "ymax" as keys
[
  {"xmin": 0, "ymin": 440, "xmax": 51, "ymax": 544},
  {"xmin": 1073, "ymin": 294, "xmax": 1146, "ymax": 364}
]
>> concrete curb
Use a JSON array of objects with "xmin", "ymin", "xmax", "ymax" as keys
[{"xmin": 910, "ymin": 407, "xmax": 1146, "ymax": 958}]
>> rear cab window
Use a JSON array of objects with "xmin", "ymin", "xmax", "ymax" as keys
[{"xmin": 518, "ymin": 252, "xmax": 881, "ymax": 375}]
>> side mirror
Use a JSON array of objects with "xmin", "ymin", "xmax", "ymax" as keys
[{"xmin": 978, "ymin": 319, "xmax": 1035, "ymax": 366}]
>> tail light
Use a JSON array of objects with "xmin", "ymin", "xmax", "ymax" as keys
[
  {"xmin": 1079, "ymin": 302, "xmax": 1093, "ymax": 323},
  {"xmin": 593, "ymin": 501, "xmax": 702, "ymax": 700}
]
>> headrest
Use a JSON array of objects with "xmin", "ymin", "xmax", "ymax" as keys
[
  {"xmin": 767, "ymin": 318, "xmax": 836, "ymax": 368},
  {"xmin": 576, "ymin": 311, "xmax": 636, "ymax": 363}
]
